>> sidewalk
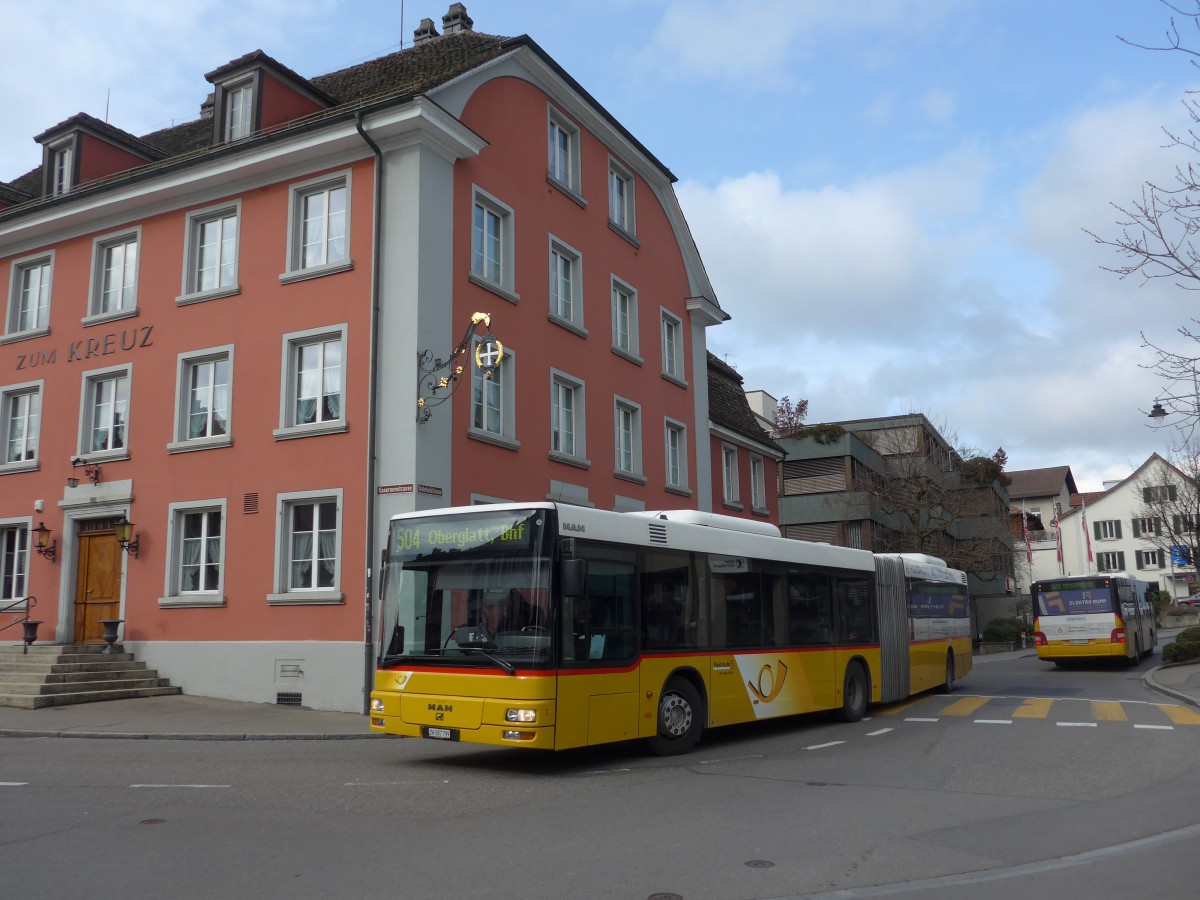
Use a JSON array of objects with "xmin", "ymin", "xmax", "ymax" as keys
[{"xmin": 0, "ymin": 657, "xmax": 1196, "ymax": 741}]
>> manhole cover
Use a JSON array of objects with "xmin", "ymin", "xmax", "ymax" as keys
[{"xmin": 745, "ymin": 859, "xmax": 775, "ymax": 869}]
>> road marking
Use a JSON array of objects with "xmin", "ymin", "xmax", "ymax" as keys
[
  {"xmin": 865, "ymin": 728, "xmax": 893, "ymax": 737},
  {"xmin": 904, "ymin": 717, "xmax": 939, "ymax": 723},
  {"xmin": 1134, "ymin": 724, "xmax": 1174, "ymax": 730},
  {"xmin": 0, "ymin": 782, "xmax": 28, "ymax": 786},
  {"xmin": 804, "ymin": 741, "xmax": 845, "ymax": 751},
  {"xmin": 1092, "ymin": 701, "xmax": 1127, "ymax": 722},
  {"xmin": 974, "ymin": 719, "xmax": 1012, "ymax": 725},
  {"xmin": 129, "ymin": 784, "xmax": 231, "ymax": 789},
  {"xmin": 1160, "ymin": 704, "xmax": 1200, "ymax": 726},
  {"xmin": 1056, "ymin": 722, "xmax": 1097, "ymax": 728},
  {"xmin": 939, "ymin": 696, "xmax": 991, "ymax": 717},
  {"xmin": 1013, "ymin": 698, "xmax": 1052, "ymax": 719},
  {"xmin": 873, "ymin": 697, "xmax": 926, "ymax": 716}
]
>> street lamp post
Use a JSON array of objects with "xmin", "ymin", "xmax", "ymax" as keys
[{"xmin": 1147, "ymin": 364, "xmax": 1200, "ymax": 602}]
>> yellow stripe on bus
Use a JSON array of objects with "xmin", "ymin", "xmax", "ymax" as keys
[
  {"xmin": 938, "ymin": 696, "xmax": 991, "ymax": 717},
  {"xmin": 1091, "ymin": 701, "xmax": 1127, "ymax": 722},
  {"xmin": 1160, "ymin": 704, "xmax": 1200, "ymax": 726},
  {"xmin": 1012, "ymin": 698, "xmax": 1052, "ymax": 719}
]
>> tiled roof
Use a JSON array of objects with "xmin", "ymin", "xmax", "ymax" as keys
[
  {"xmin": 33, "ymin": 112, "xmax": 167, "ymax": 160},
  {"xmin": 707, "ymin": 352, "xmax": 783, "ymax": 453},
  {"xmin": 1006, "ymin": 465, "xmax": 1077, "ymax": 500}
]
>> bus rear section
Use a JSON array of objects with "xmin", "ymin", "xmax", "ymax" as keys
[{"xmin": 1031, "ymin": 575, "xmax": 1156, "ymax": 664}]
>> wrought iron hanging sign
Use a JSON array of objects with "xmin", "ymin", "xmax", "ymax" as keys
[{"xmin": 416, "ymin": 312, "xmax": 504, "ymax": 423}]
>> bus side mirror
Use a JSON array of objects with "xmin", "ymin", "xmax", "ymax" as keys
[{"xmin": 561, "ymin": 558, "xmax": 587, "ymax": 598}]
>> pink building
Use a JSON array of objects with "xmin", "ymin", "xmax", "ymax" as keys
[{"xmin": 0, "ymin": 6, "xmax": 778, "ymax": 710}]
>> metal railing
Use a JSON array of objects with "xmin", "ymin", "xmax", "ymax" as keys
[{"xmin": 0, "ymin": 596, "xmax": 41, "ymax": 654}]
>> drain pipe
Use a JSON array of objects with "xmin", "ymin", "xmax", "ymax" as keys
[{"xmin": 355, "ymin": 109, "xmax": 384, "ymax": 715}]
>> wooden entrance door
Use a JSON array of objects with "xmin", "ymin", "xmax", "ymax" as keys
[{"xmin": 74, "ymin": 531, "xmax": 121, "ymax": 643}]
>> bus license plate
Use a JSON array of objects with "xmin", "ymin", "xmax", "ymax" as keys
[
  {"xmin": 423, "ymin": 726, "xmax": 458, "ymax": 741},
  {"xmin": 1069, "ymin": 639, "xmax": 1089, "ymax": 645}
]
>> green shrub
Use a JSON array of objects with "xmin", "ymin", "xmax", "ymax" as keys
[
  {"xmin": 1162, "ymin": 639, "xmax": 1200, "ymax": 664},
  {"xmin": 982, "ymin": 617, "xmax": 1031, "ymax": 643},
  {"xmin": 1177, "ymin": 625, "xmax": 1200, "ymax": 643}
]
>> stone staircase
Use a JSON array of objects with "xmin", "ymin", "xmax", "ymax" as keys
[{"xmin": 0, "ymin": 643, "xmax": 181, "ymax": 709}]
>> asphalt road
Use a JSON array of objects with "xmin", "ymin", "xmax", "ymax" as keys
[{"xmin": 2, "ymin": 647, "xmax": 1198, "ymax": 900}]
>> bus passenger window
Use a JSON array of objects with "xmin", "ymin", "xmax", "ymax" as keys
[
  {"xmin": 787, "ymin": 571, "xmax": 833, "ymax": 645},
  {"xmin": 836, "ymin": 577, "xmax": 874, "ymax": 644}
]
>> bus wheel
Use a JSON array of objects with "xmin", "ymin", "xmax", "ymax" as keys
[
  {"xmin": 940, "ymin": 652, "xmax": 955, "ymax": 694},
  {"xmin": 838, "ymin": 663, "xmax": 868, "ymax": 723},
  {"xmin": 649, "ymin": 678, "xmax": 702, "ymax": 756}
]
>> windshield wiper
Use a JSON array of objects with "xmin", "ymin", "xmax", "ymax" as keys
[{"xmin": 460, "ymin": 646, "xmax": 516, "ymax": 674}]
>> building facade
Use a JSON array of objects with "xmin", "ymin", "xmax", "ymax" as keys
[
  {"xmin": 0, "ymin": 6, "xmax": 755, "ymax": 710},
  {"xmin": 1006, "ymin": 465, "xmax": 1078, "ymax": 601}
]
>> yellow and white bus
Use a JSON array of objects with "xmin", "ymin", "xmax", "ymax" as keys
[
  {"xmin": 1032, "ymin": 574, "xmax": 1157, "ymax": 666},
  {"xmin": 370, "ymin": 503, "xmax": 972, "ymax": 754}
]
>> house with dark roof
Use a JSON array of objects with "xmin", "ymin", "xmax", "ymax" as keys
[
  {"xmin": 1006, "ymin": 465, "xmax": 1077, "ymax": 597},
  {"xmin": 0, "ymin": 5, "xmax": 743, "ymax": 710}
]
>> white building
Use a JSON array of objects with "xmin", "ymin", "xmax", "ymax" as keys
[{"xmin": 1008, "ymin": 465, "xmax": 1077, "ymax": 596}]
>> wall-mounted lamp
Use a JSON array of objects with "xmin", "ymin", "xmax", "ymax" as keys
[
  {"xmin": 69, "ymin": 457, "xmax": 101, "ymax": 486},
  {"xmin": 32, "ymin": 522, "xmax": 56, "ymax": 561},
  {"xmin": 114, "ymin": 515, "xmax": 139, "ymax": 558}
]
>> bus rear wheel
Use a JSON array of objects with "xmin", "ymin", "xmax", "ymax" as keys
[
  {"xmin": 838, "ymin": 663, "xmax": 869, "ymax": 722},
  {"xmin": 649, "ymin": 677, "xmax": 703, "ymax": 756},
  {"xmin": 940, "ymin": 652, "xmax": 956, "ymax": 694}
]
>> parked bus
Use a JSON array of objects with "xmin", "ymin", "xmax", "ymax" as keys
[
  {"xmin": 1031, "ymin": 574, "xmax": 1157, "ymax": 666},
  {"xmin": 370, "ymin": 503, "xmax": 972, "ymax": 754}
]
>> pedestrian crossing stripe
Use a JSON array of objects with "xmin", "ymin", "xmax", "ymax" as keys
[
  {"xmin": 1013, "ymin": 698, "xmax": 1051, "ymax": 718},
  {"xmin": 875, "ymin": 694, "xmax": 1200, "ymax": 726},
  {"xmin": 1161, "ymin": 704, "xmax": 1200, "ymax": 726},
  {"xmin": 1092, "ymin": 701, "xmax": 1126, "ymax": 722}
]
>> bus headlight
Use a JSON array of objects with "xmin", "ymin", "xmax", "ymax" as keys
[
  {"xmin": 370, "ymin": 698, "xmax": 385, "ymax": 712},
  {"xmin": 505, "ymin": 708, "xmax": 537, "ymax": 723}
]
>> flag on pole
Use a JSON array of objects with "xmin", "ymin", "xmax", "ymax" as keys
[
  {"xmin": 1052, "ymin": 512, "xmax": 1064, "ymax": 573},
  {"xmin": 1081, "ymin": 499, "xmax": 1093, "ymax": 563},
  {"xmin": 1022, "ymin": 506, "xmax": 1033, "ymax": 567}
]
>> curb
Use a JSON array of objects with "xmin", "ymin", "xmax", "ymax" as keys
[
  {"xmin": 0, "ymin": 729, "xmax": 394, "ymax": 741},
  {"xmin": 1142, "ymin": 666, "xmax": 1200, "ymax": 709}
]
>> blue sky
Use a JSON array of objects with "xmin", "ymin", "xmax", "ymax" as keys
[{"xmin": 2, "ymin": 0, "xmax": 1197, "ymax": 490}]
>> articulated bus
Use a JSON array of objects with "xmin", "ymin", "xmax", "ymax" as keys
[
  {"xmin": 370, "ymin": 503, "xmax": 972, "ymax": 754},
  {"xmin": 1031, "ymin": 574, "xmax": 1157, "ymax": 666}
]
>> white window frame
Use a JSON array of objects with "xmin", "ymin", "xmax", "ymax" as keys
[
  {"xmin": 86, "ymin": 227, "xmax": 141, "ymax": 323},
  {"xmin": 1, "ymin": 379, "xmax": 43, "ymax": 474},
  {"xmin": 169, "ymin": 345, "xmax": 234, "ymax": 453},
  {"xmin": 179, "ymin": 200, "xmax": 241, "ymax": 304},
  {"xmin": 750, "ymin": 454, "xmax": 767, "ymax": 512},
  {"xmin": 1096, "ymin": 551, "xmax": 1122, "ymax": 573},
  {"xmin": 269, "ymin": 489, "xmax": 344, "ymax": 605},
  {"xmin": 223, "ymin": 78, "xmax": 255, "ymax": 142},
  {"xmin": 1138, "ymin": 549, "xmax": 1162, "ymax": 570},
  {"xmin": 549, "ymin": 368, "xmax": 588, "ymax": 468},
  {"xmin": 283, "ymin": 171, "xmax": 352, "ymax": 281},
  {"xmin": 4, "ymin": 250, "xmax": 54, "ymax": 340},
  {"xmin": 48, "ymin": 138, "xmax": 75, "ymax": 196},
  {"xmin": 610, "ymin": 276, "xmax": 640, "ymax": 362},
  {"xmin": 608, "ymin": 157, "xmax": 636, "ymax": 237},
  {"xmin": 547, "ymin": 235, "xmax": 585, "ymax": 335},
  {"xmin": 547, "ymin": 105, "xmax": 582, "ymax": 197},
  {"xmin": 78, "ymin": 363, "xmax": 131, "ymax": 461},
  {"xmin": 660, "ymin": 309, "xmax": 686, "ymax": 385},
  {"xmin": 275, "ymin": 324, "xmax": 348, "ymax": 440},
  {"xmin": 664, "ymin": 418, "xmax": 690, "ymax": 495},
  {"xmin": 160, "ymin": 499, "xmax": 228, "ymax": 607},
  {"xmin": 468, "ymin": 338, "xmax": 518, "ymax": 450},
  {"xmin": 1097, "ymin": 519, "xmax": 1119, "ymax": 540},
  {"xmin": 722, "ymin": 444, "xmax": 741, "ymax": 507},
  {"xmin": 0, "ymin": 516, "xmax": 31, "ymax": 608},
  {"xmin": 613, "ymin": 396, "xmax": 644, "ymax": 482},
  {"xmin": 469, "ymin": 186, "xmax": 518, "ymax": 302}
]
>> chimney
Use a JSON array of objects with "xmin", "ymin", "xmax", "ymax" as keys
[
  {"xmin": 200, "ymin": 92, "xmax": 215, "ymax": 120},
  {"xmin": 413, "ymin": 17, "xmax": 439, "ymax": 43},
  {"xmin": 442, "ymin": 3, "xmax": 473, "ymax": 34}
]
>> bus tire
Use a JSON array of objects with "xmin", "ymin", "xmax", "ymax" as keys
[
  {"xmin": 940, "ymin": 652, "xmax": 956, "ymax": 694},
  {"xmin": 648, "ymin": 677, "xmax": 703, "ymax": 756},
  {"xmin": 1128, "ymin": 637, "xmax": 1141, "ymax": 666},
  {"xmin": 838, "ymin": 662, "xmax": 869, "ymax": 723}
]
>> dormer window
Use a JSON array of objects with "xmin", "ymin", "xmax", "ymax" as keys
[
  {"xmin": 50, "ymin": 141, "xmax": 74, "ymax": 195},
  {"xmin": 224, "ymin": 80, "xmax": 254, "ymax": 141}
]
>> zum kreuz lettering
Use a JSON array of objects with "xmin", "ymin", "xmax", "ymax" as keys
[{"xmin": 14, "ymin": 325, "xmax": 153, "ymax": 371}]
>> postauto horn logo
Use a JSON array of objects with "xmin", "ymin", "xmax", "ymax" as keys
[{"xmin": 746, "ymin": 659, "xmax": 788, "ymax": 704}]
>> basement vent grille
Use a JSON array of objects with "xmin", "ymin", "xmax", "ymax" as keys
[
  {"xmin": 275, "ymin": 692, "xmax": 302, "ymax": 707},
  {"xmin": 648, "ymin": 523, "xmax": 668, "ymax": 544},
  {"xmin": 244, "ymin": 492, "xmax": 259, "ymax": 514}
]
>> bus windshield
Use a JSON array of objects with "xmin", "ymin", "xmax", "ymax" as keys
[
  {"xmin": 377, "ymin": 508, "xmax": 553, "ymax": 670},
  {"xmin": 1034, "ymin": 578, "xmax": 1114, "ymax": 617}
]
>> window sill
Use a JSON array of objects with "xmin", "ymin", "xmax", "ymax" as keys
[
  {"xmin": 547, "ymin": 312, "xmax": 587, "ymax": 338},
  {"xmin": 614, "ymin": 469, "xmax": 647, "ymax": 485},
  {"xmin": 467, "ymin": 428, "xmax": 520, "ymax": 451},
  {"xmin": 82, "ymin": 307, "xmax": 139, "ymax": 328},
  {"xmin": 661, "ymin": 371, "xmax": 688, "ymax": 389},
  {"xmin": 273, "ymin": 420, "xmax": 348, "ymax": 441},
  {"xmin": 547, "ymin": 176, "xmax": 587, "ymax": 209},
  {"xmin": 176, "ymin": 285, "xmax": 241, "ymax": 307},
  {"xmin": 608, "ymin": 221, "xmax": 640, "ymax": 248},
  {"xmin": 0, "ymin": 326, "xmax": 50, "ymax": 346},
  {"xmin": 751, "ymin": 506, "xmax": 771, "ymax": 517},
  {"xmin": 75, "ymin": 449, "xmax": 130, "ymax": 465},
  {"xmin": 279, "ymin": 259, "xmax": 355, "ymax": 285},
  {"xmin": 159, "ymin": 595, "xmax": 227, "ymax": 608},
  {"xmin": 267, "ymin": 591, "xmax": 344, "ymax": 606},
  {"xmin": 549, "ymin": 450, "xmax": 591, "ymax": 470},
  {"xmin": 665, "ymin": 484, "xmax": 692, "ymax": 497},
  {"xmin": 722, "ymin": 500, "xmax": 744, "ymax": 512},
  {"xmin": 467, "ymin": 273, "xmax": 520, "ymax": 304},
  {"xmin": 167, "ymin": 435, "xmax": 233, "ymax": 454},
  {"xmin": 0, "ymin": 460, "xmax": 38, "ymax": 476},
  {"xmin": 611, "ymin": 347, "xmax": 643, "ymax": 366}
]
